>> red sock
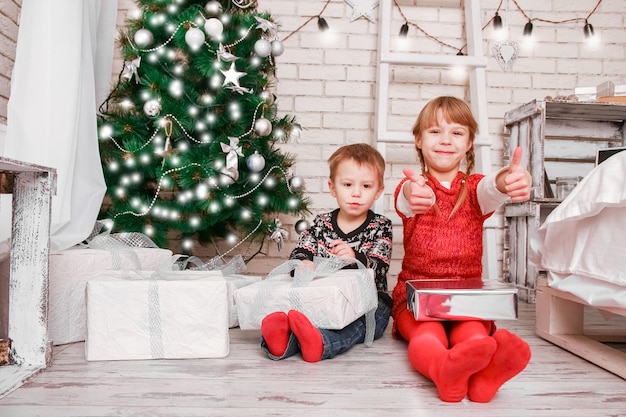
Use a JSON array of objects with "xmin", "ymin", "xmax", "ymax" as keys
[
  {"xmin": 432, "ymin": 336, "xmax": 497, "ymax": 402},
  {"xmin": 288, "ymin": 310, "xmax": 323, "ymax": 362},
  {"xmin": 261, "ymin": 311, "xmax": 290, "ymax": 357},
  {"xmin": 468, "ymin": 329, "xmax": 531, "ymax": 403}
]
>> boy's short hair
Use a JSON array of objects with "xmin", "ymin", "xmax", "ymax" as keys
[{"xmin": 327, "ymin": 143, "xmax": 386, "ymax": 185}]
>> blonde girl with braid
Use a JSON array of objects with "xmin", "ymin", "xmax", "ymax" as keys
[{"xmin": 391, "ymin": 96, "xmax": 533, "ymax": 403}]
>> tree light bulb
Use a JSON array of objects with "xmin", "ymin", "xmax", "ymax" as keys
[
  {"xmin": 182, "ymin": 239, "xmax": 193, "ymax": 250},
  {"xmin": 99, "ymin": 124, "xmax": 113, "ymax": 138},
  {"xmin": 226, "ymin": 234, "xmax": 238, "ymax": 245},
  {"xmin": 144, "ymin": 225, "xmax": 155, "ymax": 237},
  {"xmin": 190, "ymin": 217, "xmax": 200, "ymax": 227}
]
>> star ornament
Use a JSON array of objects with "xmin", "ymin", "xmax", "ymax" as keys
[
  {"xmin": 345, "ymin": 0, "xmax": 379, "ymax": 22},
  {"xmin": 220, "ymin": 62, "xmax": 246, "ymax": 88}
]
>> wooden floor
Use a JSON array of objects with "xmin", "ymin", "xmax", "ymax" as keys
[{"xmin": 1, "ymin": 302, "xmax": 625, "ymax": 417}]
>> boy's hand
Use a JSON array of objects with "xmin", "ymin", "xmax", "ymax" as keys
[
  {"xmin": 402, "ymin": 168, "xmax": 436, "ymax": 214},
  {"xmin": 502, "ymin": 147, "xmax": 532, "ymax": 202},
  {"xmin": 329, "ymin": 239, "xmax": 355, "ymax": 259}
]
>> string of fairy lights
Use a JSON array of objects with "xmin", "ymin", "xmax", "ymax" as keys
[{"xmin": 281, "ymin": 0, "xmax": 606, "ymax": 55}]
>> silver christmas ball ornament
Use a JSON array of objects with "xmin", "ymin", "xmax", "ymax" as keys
[
  {"xmin": 246, "ymin": 151, "xmax": 266, "ymax": 173},
  {"xmin": 134, "ymin": 28, "xmax": 154, "ymax": 48},
  {"xmin": 143, "ymin": 99, "xmax": 162, "ymax": 117},
  {"xmin": 295, "ymin": 219, "xmax": 310, "ymax": 234},
  {"xmin": 204, "ymin": 1, "xmax": 223, "ymax": 17},
  {"xmin": 270, "ymin": 40, "xmax": 285, "ymax": 57},
  {"xmin": 219, "ymin": 167, "xmax": 239, "ymax": 186},
  {"xmin": 254, "ymin": 118, "xmax": 272, "ymax": 136},
  {"xmin": 260, "ymin": 90, "xmax": 275, "ymax": 104},
  {"xmin": 289, "ymin": 176, "xmax": 305, "ymax": 192},
  {"xmin": 253, "ymin": 39, "xmax": 272, "ymax": 57}
]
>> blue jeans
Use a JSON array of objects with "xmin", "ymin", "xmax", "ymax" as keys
[{"xmin": 261, "ymin": 293, "xmax": 391, "ymax": 361}]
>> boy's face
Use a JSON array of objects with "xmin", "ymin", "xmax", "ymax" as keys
[{"xmin": 328, "ymin": 158, "xmax": 383, "ymax": 220}]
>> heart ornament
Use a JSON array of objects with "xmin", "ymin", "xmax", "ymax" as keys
[{"xmin": 492, "ymin": 40, "xmax": 519, "ymax": 71}]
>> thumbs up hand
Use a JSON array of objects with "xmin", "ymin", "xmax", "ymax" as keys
[
  {"xmin": 500, "ymin": 146, "xmax": 532, "ymax": 202},
  {"xmin": 402, "ymin": 168, "xmax": 436, "ymax": 214}
]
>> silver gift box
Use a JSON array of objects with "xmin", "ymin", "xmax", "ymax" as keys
[{"xmin": 406, "ymin": 279, "xmax": 518, "ymax": 321}]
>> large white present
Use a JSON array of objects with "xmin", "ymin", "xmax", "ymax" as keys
[
  {"xmin": 47, "ymin": 246, "xmax": 173, "ymax": 345},
  {"xmin": 234, "ymin": 267, "xmax": 377, "ymax": 330},
  {"xmin": 85, "ymin": 270, "xmax": 228, "ymax": 361}
]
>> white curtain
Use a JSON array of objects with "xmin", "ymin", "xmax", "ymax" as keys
[{"xmin": 0, "ymin": 0, "xmax": 118, "ymax": 253}]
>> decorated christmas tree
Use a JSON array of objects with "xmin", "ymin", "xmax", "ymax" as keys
[{"xmin": 97, "ymin": 0, "xmax": 310, "ymax": 255}]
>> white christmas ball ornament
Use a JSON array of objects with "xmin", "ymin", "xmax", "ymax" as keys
[
  {"xmin": 185, "ymin": 27, "xmax": 205, "ymax": 50},
  {"xmin": 246, "ymin": 151, "xmax": 266, "ymax": 173},
  {"xmin": 271, "ymin": 40, "xmax": 285, "ymax": 57},
  {"xmin": 289, "ymin": 176, "xmax": 305, "ymax": 192},
  {"xmin": 254, "ymin": 39, "xmax": 272, "ymax": 57},
  {"xmin": 204, "ymin": 18, "xmax": 224, "ymax": 40},
  {"xmin": 219, "ymin": 167, "xmax": 239, "ymax": 186},
  {"xmin": 143, "ymin": 99, "xmax": 162, "ymax": 117},
  {"xmin": 254, "ymin": 118, "xmax": 272, "ymax": 136},
  {"xmin": 295, "ymin": 219, "xmax": 310, "ymax": 234},
  {"xmin": 204, "ymin": 1, "xmax": 223, "ymax": 17},
  {"xmin": 134, "ymin": 28, "xmax": 154, "ymax": 48}
]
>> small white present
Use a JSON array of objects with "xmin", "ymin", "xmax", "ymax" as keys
[
  {"xmin": 234, "ymin": 265, "xmax": 377, "ymax": 331},
  {"xmin": 85, "ymin": 270, "xmax": 228, "ymax": 361}
]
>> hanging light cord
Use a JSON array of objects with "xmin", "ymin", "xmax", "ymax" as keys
[{"xmin": 283, "ymin": 0, "xmax": 331, "ymax": 42}]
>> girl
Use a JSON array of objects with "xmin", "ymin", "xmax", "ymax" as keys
[{"xmin": 393, "ymin": 96, "xmax": 532, "ymax": 403}]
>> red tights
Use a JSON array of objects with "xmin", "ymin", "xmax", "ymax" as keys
[{"xmin": 395, "ymin": 309, "xmax": 530, "ymax": 402}]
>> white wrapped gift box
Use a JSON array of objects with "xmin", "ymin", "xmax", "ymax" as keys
[
  {"xmin": 0, "ymin": 245, "xmax": 174, "ymax": 345},
  {"xmin": 234, "ymin": 269, "xmax": 377, "ymax": 330},
  {"xmin": 48, "ymin": 246, "xmax": 173, "ymax": 345},
  {"xmin": 85, "ymin": 270, "xmax": 229, "ymax": 361}
]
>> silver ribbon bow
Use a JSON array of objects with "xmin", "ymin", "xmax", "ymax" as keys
[
  {"xmin": 269, "ymin": 219, "xmax": 288, "ymax": 251},
  {"xmin": 220, "ymin": 137, "xmax": 244, "ymax": 170},
  {"xmin": 121, "ymin": 57, "xmax": 141, "ymax": 83}
]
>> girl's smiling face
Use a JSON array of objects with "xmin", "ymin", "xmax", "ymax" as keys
[{"xmin": 416, "ymin": 109, "xmax": 473, "ymax": 182}]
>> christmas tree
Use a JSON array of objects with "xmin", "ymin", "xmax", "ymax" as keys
[{"xmin": 97, "ymin": 0, "xmax": 310, "ymax": 255}]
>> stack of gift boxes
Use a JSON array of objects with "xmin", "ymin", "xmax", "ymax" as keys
[{"xmin": 0, "ymin": 246, "xmax": 379, "ymax": 362}]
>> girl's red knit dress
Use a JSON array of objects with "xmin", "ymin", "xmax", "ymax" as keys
[{"xmin": 391, "ymin": 172, "xmax": 494, "ymax": 338}]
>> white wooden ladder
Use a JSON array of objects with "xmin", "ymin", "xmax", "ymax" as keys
[{"xmin": 375, "ymin": 0, "xmax": 498, "ymax": 280}]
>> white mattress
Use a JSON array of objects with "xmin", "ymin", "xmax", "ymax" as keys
[{"xmin": 530, "ymin": 150, "xmax": 626, "ymax": 307}]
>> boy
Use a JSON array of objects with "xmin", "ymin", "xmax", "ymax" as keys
[{"xmin": 261, "ymin": 143, "xmax": 393, "ymax": 362}]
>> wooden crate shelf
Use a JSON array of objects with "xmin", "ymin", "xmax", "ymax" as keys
[{"xmin": 502, "ymin": 100, "xmax": 626, "ymax": 301}]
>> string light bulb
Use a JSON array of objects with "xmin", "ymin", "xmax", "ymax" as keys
[
  {"xmin": 493, "ymin": 13, "xmax": 503, "ymax": 30},
  {"xmin": 583, "ymin": 20, "xmax": 595, "ymax": 38},
  {"xmin": 317, "ymin": 16, "xmax": 329, "ymax": 32},
  {"xmin": 523, "ymin": 20, "xmax": 533, "ymax": 37},
  {"xmin": 399, "ymin": 22, "xmax": 409, "ymax": 38}
]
